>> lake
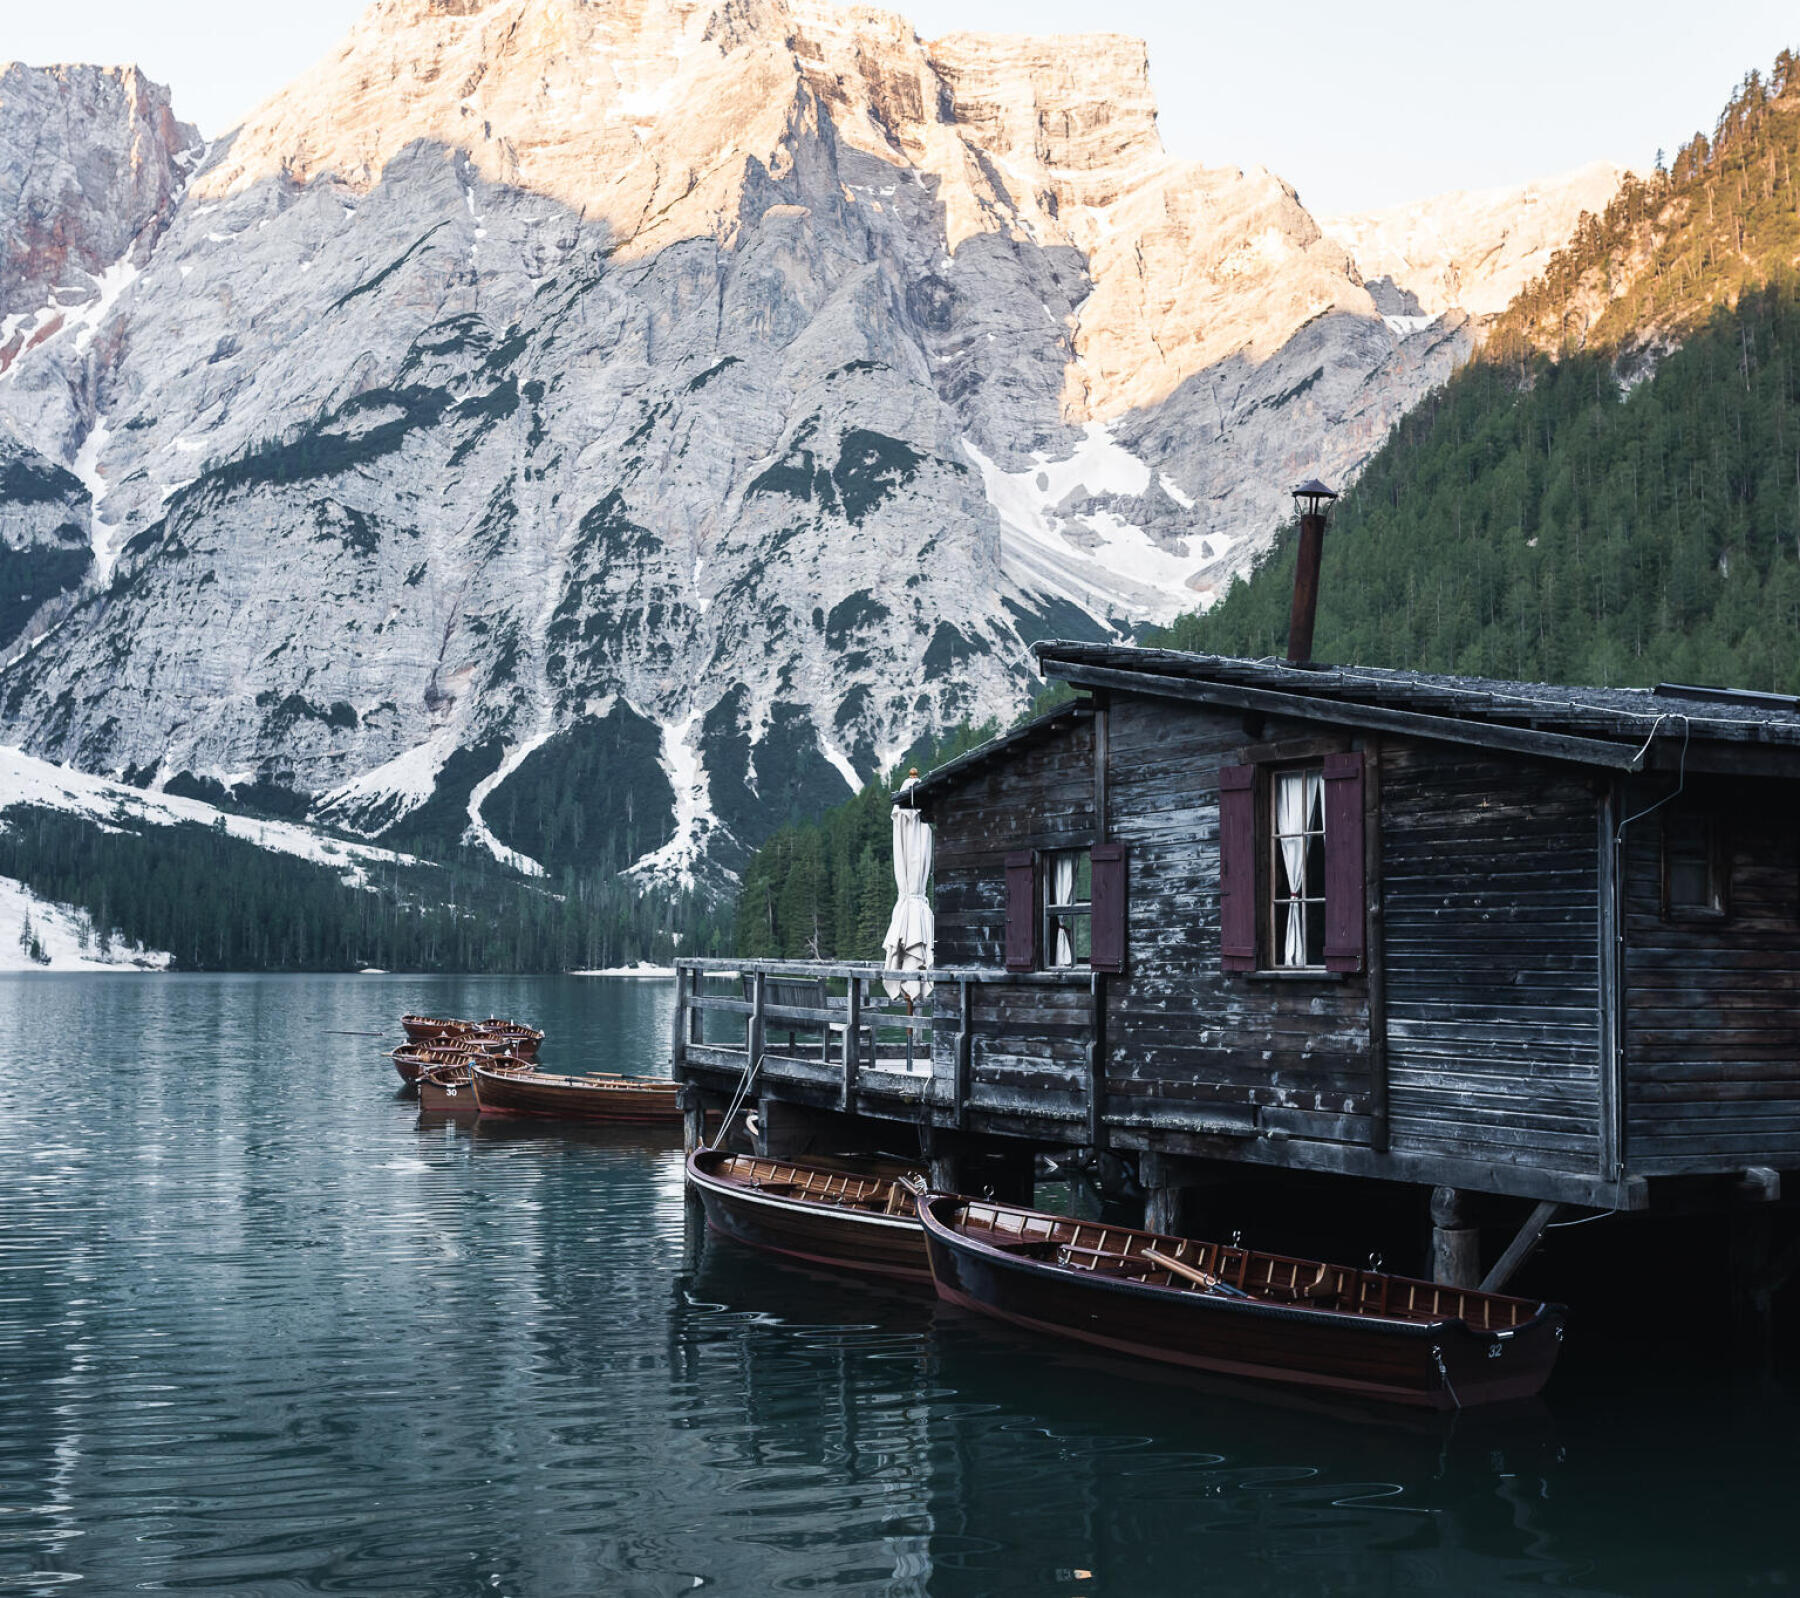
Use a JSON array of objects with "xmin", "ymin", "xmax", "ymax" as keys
[{"xmin": 0, "ymin": 974, "xmax": 1792, "ymax": 1595}]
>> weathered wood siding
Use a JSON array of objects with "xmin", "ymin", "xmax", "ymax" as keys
[
  {"xmin": 929, "ymin": 717, "xmax": 1097, "ymax": 1118},
  {"xmin": 1102, "ymin": 695, "xmax": 1375, "ymax": 1143},
  {"xmin": 931, "ymin": 717, "xmax": 1096, "ymax": 968},
  {"xmin": 1381, "ymin": 746, "xmax": 1604, "ymax": 1169},
  {"xmin": 1622, "ymin": 780, "xmax": 1800, "ymax": 1174}
]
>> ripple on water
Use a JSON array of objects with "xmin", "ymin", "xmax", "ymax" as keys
[{"xmin": 0, "ymin": 975, "xmax": 1793, "ymax": 1596}]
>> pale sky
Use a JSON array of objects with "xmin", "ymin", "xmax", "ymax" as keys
[{"xmin": 7, "ymin": 0, "xmax": 1796, "ymax": 216}]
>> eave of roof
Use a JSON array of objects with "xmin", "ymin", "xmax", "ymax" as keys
[
  {"xmin": 904, "ymin": 700, "xmax": 1094, "ymax": 805},
  {"xmin": 1033, "ymin": 642, "xmax": 1800, "ymax": 764}
]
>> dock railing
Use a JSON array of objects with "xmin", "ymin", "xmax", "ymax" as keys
[{"xmin": 672, "ymin": 958, "xmax": 1098, "ymax": 1131}]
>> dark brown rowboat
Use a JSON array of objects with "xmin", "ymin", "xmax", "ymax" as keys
[
  {"xmin": 473, "ymin": 1018, "xmax": 542, "ymax": 1060},
  {"xmin": 402, "ymin": 1013, "xmax": 476, "ymax": 1044},
  {"xmin": 392, "ymin": 1042, "xmax": 481, "ymax": 1085},
  {"xmin": 417, "ymin": 1060, "xmax": 479, "ymax": 1114},
  {"xmin": 469, "ymin": 1060, "xmax": 679, "ymax": 1123},
  {"xmin": 917, "ymin": 1194, "xmax": 1565, "ymax": 1410},
  {"xmin": 686, "ymin": 1149, "xmax": 931, "ymax": 1285}
]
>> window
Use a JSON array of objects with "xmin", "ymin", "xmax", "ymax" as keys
[
  {"xmin": 1662, "ymin": 812, "xmax": 1726, "ymax": 918},
  {"xmin": 1044, "ymin": 849, "xmax": 1092, "ymax": 967},
  {"xmin": 1005, "ymin": 845, "xmax": 1127, "ymax": 973},
  {"xmin": 1220, "ymin": 752, "xmax": 1364, "ymax": 975},
  {"xmin": 1270, "ymin": 766, "xmax": 1327, "ymax": 968}
]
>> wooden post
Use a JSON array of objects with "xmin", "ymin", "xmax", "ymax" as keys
[
  {"xmin": 671, "ymin": 963, "xmax": 689, "ymax": 1082},
  {"xmin": 925, "ymin": 1127, "xmax": 967, "ymax": 1194},
  {"xmin": 1092, "ymin": 693, "xmax": 1109, "ymax": 837},
  {"xmin": 1430, "ymin": 1186, "xmax": 1480, "ymax": 1288},
  {"xmin": 987, "ymin": 1147, "xmax": 1037, "ymax": 1207},
  {"xmin": 1362, "ymin": 739, "xmax": 1388, "ymax": 1152},
  {"xmin": 754, "ymin": 1096, "xmax": 826, "ymax": 1159},
  {"xmin": 679, "ymin": 1081, "xmax": 706, "ymax": 1157},
  {"xmin": 1597, "ymin": 780, "xmax": 1623, "ymax": 1180},
  {"xmin": 955, "ymin": 977, "xmax": 973, "ymax": 1132},
  {"xmin": 840, "ymin": 975, "xmax": 861, "ymax": 1112},
  {"xmin": 1145, "ymin": 1184, "xmax": 1189, "ymax": 1237},
  {"xmin": 1086, "ymin": 970, "xmax": 1107, "ymax": 1151},
  {"xmin": 1479, "ymin": 1200, "xmax": 1563, "ymax": 1294},
  {"xmin": 748, "ymin": 969, "xmax": 766, "ymax": 1078}
]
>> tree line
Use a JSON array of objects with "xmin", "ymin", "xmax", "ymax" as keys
[{"xmin": 0, "ymin": 805, "xmax": 728, "ymax": 972}]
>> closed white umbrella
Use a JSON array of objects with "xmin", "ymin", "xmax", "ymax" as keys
[{"xmin": 882, "ymin": 774, "xmax": 934, "ymax": 1003}]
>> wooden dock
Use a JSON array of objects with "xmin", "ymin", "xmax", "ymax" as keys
[{"xmin": 677, "ymin": 645, "xmax": 1800, "ymax": 1349}]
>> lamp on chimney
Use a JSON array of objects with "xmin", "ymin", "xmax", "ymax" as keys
[{"xmin": 1285, "ymin": 478, "xmax": 1338, "ymax": 666}]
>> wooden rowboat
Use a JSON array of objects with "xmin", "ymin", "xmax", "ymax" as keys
[
  {"xmin": 417, "ymin": 1060, "xmax": 479, "ymax": 1114},
  {"xmin": 469, "ymin": 1060, "xmax": 679, "ymax": 1123},
  {"xmin": 402, "ymin": 1013, "xmax": 476, "ymax": 1044},
  {"xmin": 473, "ymin": 1018, "xmax": 543, "ymax": 1060},
  {"xmin": 391, "ymin": 1042, "xmax": 479, "ymax": 1085},
  {"xmin": 917, "ymin": 1194, "xmax": 1565, "ymax": 1410},
  {"xmin": 686, "ymin": 1149, "xmax": 931, "ymax": 1285}
]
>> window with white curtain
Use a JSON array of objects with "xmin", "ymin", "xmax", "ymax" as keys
[
  {"xmin": 1044, "ymin": 849, "xmax": 1092, "ymax": 967},
  {"xmin": 1270, "ymin": 766, "xmax": 1326, "ymax": 968}
]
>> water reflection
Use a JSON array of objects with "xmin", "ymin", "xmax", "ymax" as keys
[{"xmin": 0, "ymin": 975, "xmax": 1791, "ymax": 1596}]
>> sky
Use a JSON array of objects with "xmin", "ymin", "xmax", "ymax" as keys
[{"xmin": 7, "ymin": 0, "xmax": 1797, "ymax": 217}]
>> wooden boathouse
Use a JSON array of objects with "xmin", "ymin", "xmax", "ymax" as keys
[{"xmin": 674, "ymin": 643, "xmax": 1800, "ymax": 1311}]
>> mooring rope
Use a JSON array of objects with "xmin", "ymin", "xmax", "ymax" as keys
[
  {"xmin": 707, "ymin": 1015, "xmax": 766, "ymax": 1151},
  {"xmin": 1430, "ymin": 1345, "xmax": 1463, "ymax": 1411}
]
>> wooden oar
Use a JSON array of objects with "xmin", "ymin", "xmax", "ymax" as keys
[{"xmin": 1142, "ymin": 1246, "xmax": 1253, "ymax": 1299}]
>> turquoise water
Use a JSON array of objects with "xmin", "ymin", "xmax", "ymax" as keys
[{"xmin": 0, "ymin": 974, "xmax": 1792, "ymax": 1596}]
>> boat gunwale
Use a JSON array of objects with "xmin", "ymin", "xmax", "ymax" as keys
[
  {"xmin": 917, "ymin": 1193, "xmax": 1561, "ymax": 1344},
  {"xmin": 470, "ymin": 1062, "xmax": 677, "ymax": 1094},
  {"xmin": 686, "ymin": 1150, "xmax": 922, "ymax": 1233}
]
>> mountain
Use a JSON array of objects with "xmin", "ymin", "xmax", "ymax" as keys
[
  {"xmin": 1169, "ymin": 53, "xmax": 1800, "ymax": 695},
  {"xmin": 1324, "ymin": 161, "xmax": 1627, "ymax": 322},
  {"xmin": 0, "ymin": 1, "xmax": 1610, "ymax": 896},
  {"xmin": 1491, "ymin": 54, "xmax": 1800, "ymax": 360},
  {"xmin": 0, "ymin": 741, "xmax": 707, "ymax": 970}
]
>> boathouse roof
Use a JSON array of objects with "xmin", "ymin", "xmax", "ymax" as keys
[{"xmin": 910, "ymin": 644, "xmax": 1800, "ymax": 803}]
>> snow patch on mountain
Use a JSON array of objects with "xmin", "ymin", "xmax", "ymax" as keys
[
  {"xmin": 0, "ymin": 874, "xmax": 169, "ymax": 971},
  {"xmin": 627, "ymin": 711, "xmax": 716, "ymax": 891},
  {"xmin": 0, "ymin": 744, "xmax": 418, "ymax": 886},
  {"xmin": 817, "ymin": 735, "xmax": 863, "ymax": 794},
  {"xmin": 315, "ymin": 738, "xmax": 453, "ymax": 833},
  {"xmin": 965, "ymin": 427, "xmax": 1200, "ymax": 624},
  {"xmin": 464, "ymin": 731, "xmax": 552, "ymax": 877}
]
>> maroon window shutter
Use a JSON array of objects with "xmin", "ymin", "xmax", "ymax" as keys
[
  {"xmin": 1322, "ymin": 751, "xmax": 1366, "ymax": 973},
  {"xmin": 1090, "ymin": 843, "xmax": 1127, "ymax": 974},
  {"xmin": 1004, "ymin": 850, "xmax": 1039, "ymax": 971},
  {"xmin": 1218, "ymin": 764, "xmax": 1256, "ymax": 971}
]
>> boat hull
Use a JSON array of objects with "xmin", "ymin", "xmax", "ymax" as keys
[
  {"xmin": 470, "ymin": 1065, "xmax": 680, "ymax": 1124},
  {"xmin": 418, "ymin": 1069, "xmax": 478, "ymax": 1114},
  {"xmin": 687, "ymin": 1152, "xmax": 931, "ymax": 1286},
  {"xmin": 919, "ymin": 1199, "xmax": 1562, "ymax": 1410},
  {"xmin": 402, "ymin": 1016, "xmax": 473, "ymax": 1045}
]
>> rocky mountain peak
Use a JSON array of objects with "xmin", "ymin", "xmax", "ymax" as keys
[
  {"xmin": 1325, "ymin": 160, "xmax": 1628, "ymax": 324},
  {"xmin": 0, "ymin": 8, "xmax": 1618, "ymax": 894},
  {"xmin": 0, "ymin": 62, "xmax": 201, "ymax": 332}
]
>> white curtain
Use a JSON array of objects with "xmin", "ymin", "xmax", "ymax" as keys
[
  {"xmin": 1276, "ymin": 770, "xmax": 1319, "ymax": 967},
  {"xmin": 1052, "ymin": 852, "xmax": 1077, "ymax": 967},
  {"xmin": 882, "ymin": 781, "xmax": 934, "ymax": 1001}
]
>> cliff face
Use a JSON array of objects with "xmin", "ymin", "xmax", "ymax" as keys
[
  {"xmin": 0, "ymin": 2, "xmax": 1600, "ymax": 887},
  {"xmin": 0, "ymin": 63, "xmax": 201, "ymax": 333}
]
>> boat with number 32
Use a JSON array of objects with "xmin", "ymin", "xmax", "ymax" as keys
[{"xmin": 916, "ymin": 1193, "xmax": 1564, "ymax": 1409}]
